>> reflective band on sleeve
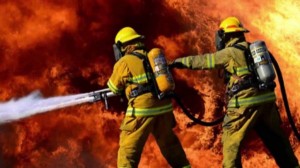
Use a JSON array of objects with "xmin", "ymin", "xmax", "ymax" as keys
[
  {"xmin": 126, "ymin": 103, "xmax": 173, "ymax": 116},
  {"xmin": 181, "ymin": 57, "xmax": 191, "ymax": 68},
  {"xmin": 228, "ymin": 92, "xmax": 276, "ymax": 108},
  {"xmin": 206, "ymin": 54, "xmax": 215, "ymax": 69},
  {"xmin": 128, "ymin": 73, "xmax": 148, "ymax": 84},
  {"xmin": 107, "ymin": 80, "xmax": 123, "ymax": 94},
  {"xmin": 236, "ymin": 66, "xmax": 251, "ymax": 76}
]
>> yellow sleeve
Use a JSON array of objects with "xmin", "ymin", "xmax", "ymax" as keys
[
  {"xmin": 173, "ymin": 49, "xmax": 232, "ymax": 70},
  {"xmin": 107, "ymin": 59, "xmax": 130, "ymax": 94}
]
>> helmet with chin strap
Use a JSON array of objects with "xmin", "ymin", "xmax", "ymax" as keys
[
  {"xmin": 115, "ymin": 27, "xmax": 143, "ymax": 44},
  {"xmin": 215, "ymin": 17, "xmax": 249, "ymax": 51},
  {"xmin": 219, "ymin": 17, "xmax": 249, "ymax": 33},
  {"xmin": 113, "ymin": 27, "xmax": 145, "ymax": 61}
]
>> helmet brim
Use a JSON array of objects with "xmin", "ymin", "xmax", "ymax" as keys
[
  {"xmin": 224, "ymin": 27, "xmax": 249, "ymax": 33},
  {"xmin": 119, "ymin": 34, "xmax": 144, "ymax": 44}
]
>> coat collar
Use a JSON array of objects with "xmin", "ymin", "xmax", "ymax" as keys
[{"xmin": 225, "ymin": 37, "xmax": 247, "ymax": 48}]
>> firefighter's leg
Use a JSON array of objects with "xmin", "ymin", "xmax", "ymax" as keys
[
  {"xmin": 255, "ymin": 103, "xmax": 299, "ymax": 168},
  {"xmin": 222, "ymin": 106, "xmax": 260, "ymax": 168},
  {"xmin": 117, "ymin": 116, "xmax": 153, "ymax": 168},
  {"xmin": 152, "ymin": 112, "xmax": 190, "ymax": 168}
]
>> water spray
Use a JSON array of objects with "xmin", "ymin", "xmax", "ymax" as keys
[{"xmin": 0, "ymin": 88, "xmax": 116, "ymax": 124}]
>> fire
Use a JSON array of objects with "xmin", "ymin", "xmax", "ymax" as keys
[{"xmin": 0, "ymin": 0, "xmax": 299, "ymax": 168}]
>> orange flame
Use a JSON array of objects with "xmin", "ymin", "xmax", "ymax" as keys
[{"xmin": 0, "ymin": 0, "xmax": 299, "ymax": 167}]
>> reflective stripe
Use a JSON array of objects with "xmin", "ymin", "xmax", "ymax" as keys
[
  {"xmin": 128, "ymin": 73, "xmax": 148, "ymax": 84},
  {"xmin": 181, "ymin": 57, "xmax": 191, "ymax": 68},
  {"xmin": 126, "ymin": 103, "xmax": 173, "ymax": 116},
  {"xmin": 228, "ymin": 92, "xmax": 276, "ymax": 108},
  {"xmin": 206, "ymin": 54, "xmax": 215, "ymax": 68},
  {"xmin": 236, "ymin": 66, "xmax": 251, "ymax": 76},
  {"xmin": 107, "ymin": 80, "xmax": 123, "ymax": 94}
]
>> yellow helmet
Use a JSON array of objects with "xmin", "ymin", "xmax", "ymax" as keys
[
  {"xmin": 219, "ymin": 17, "xmax": 249, "ymax": 33},
  {"xmin": 115, "ymin": 27, "xmax": 143, "ymax": 44}
]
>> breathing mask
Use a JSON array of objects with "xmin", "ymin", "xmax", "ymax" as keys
[
  {"xmin": 215, "ymin": 29, "xmax": 225, "ymax": 51},
  {"xmin": 113, "ymin": 41, "xmax": 123, "ymax": 62}
]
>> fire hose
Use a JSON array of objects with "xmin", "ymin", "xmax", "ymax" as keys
[
  {"xmin": 170, "ymin": 53, "xmax": 300, "ymax": 138},
  {"xmin": 270, "ymin": 52, "xmax": 300, "ymax": 140},
  {"xmin": 170, "ymin": 53, "xmax": 300, "ymax": 139},
  {"xmin": 1, "ymin": 59, "xmax": 299, "ymax": 137},
  {"xmin": 172, "ymin": 93, "xmax": 224, "ymax": 126}
]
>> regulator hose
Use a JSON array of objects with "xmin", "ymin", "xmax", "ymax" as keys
[
  {"xmin": 270, "ymin": 52, "xmax": 300, "ymax": 140},
  {"xmin": 172, "ymin": 93, "xmax": 224, "ymax": 126}
]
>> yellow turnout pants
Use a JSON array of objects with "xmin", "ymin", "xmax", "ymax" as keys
[
  {"xmin": 222, "ymin": 102, "xmax": 299, "ymax": 168},
  {"xmin": 117, "ymin": 112, "xmax": 190, "ymax": 168}
]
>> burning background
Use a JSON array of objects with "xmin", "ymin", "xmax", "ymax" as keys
[{"xmin": 0, "ymin": 0, "xmax": 299, "ymax": 167}]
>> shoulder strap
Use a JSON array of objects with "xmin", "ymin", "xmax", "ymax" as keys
[
  {"xmin": 130, "ymin": 52, "xmax": 152, "ymax": 79},
  {"xmin": 130, "ymin": 51, "xmax": 152, "ymax": 83},
  {"xmin": 232, "ymin": 43, "xmax": 254, "ymax": 73},
  {"xmin": 221, "ymin": 44, "xmax": 248, "ymax": 83},
  {"xmin": 131, "ymin": 51, "xmax": 145, "ymax": 60},
  {"xmin": 232, "ymin": 43, "xmax": 247, "ymax": 51},
  {"xmin": 130, "ymin": 51, "xmax": 161, "ymax": 98}
]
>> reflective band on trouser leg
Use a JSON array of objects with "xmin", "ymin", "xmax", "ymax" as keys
[
  {"xmin": 227, "ymin": 92, "xmax": 276, "ymax": 108},
  {"xmin": 126, "ymin": 103, "xmax": 173, "ymax": 116}
]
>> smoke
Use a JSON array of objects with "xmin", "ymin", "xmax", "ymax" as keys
[{"xmin": 0, "ymin": 0, "xmax": 299, "ymax": 168}]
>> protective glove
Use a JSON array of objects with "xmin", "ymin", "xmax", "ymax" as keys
[
  {"xmin": 167, "ymin": 60, "xmax": 175, "ymax": 69},
  {"xmin": 167, "ymin": 59, "xmax": 185, "ymax": 69}
]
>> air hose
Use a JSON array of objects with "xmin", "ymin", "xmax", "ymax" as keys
[
  {"xmin": 270, "ymin": 52, "xmax": 300, "ymax": 140},
  {"xmin": 172, "ymin": 93, "xmax": 224, "ymax": 126}
]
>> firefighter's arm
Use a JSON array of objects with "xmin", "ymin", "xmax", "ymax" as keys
[
  {"xmin": 168, "ymin": 55, "xmax": 206, "ymax": 69},
  {"xmin": 168, "ymin": 54, "xmax": 215, "ymax": 69},
  {"xmin": 107, "ymin": 60, "xmax": 129, "ymax": 95},
  {"xmin": 169, "ymin": 49, "xmax": 231, "ymax": 70}
]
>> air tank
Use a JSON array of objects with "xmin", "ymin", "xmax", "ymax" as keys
[
  {"xmin": 147, "ymin": 48, "xmax": 175, "ymax": 95},
  {"xmin": 250, "ymin": 41, "xmax": 276, "ymax": 83}
]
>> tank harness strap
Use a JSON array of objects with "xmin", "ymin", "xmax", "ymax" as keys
[
  {"xmin": 226, "ymin": 44, "xmax": 256, "ymax": 97},
  {"xmin": 231, "ymin": 44, "xmax": 276, "ymax": 94},
  {"xmin": 232, "ymin": 44, "xmax": 252, "ymax": 70},
  {"xmin": 233, "ymin": 43, "xmax": 247, "ymax": 51},
  {"xmin": 129, "ymin": 84, "xmax": 152, "ymax": 98},
  {"xmin": 128, "ymin": 52, "xmax": 153, "ymax": 98},
  {"xmin": 226, "ymin": 75, "xmax": 256, "ymax": 97},
  {"xmin": 131, "ymin": 51, "xmax": 145, "ymax": 60}
]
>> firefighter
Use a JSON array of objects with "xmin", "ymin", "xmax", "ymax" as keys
[
  {"xmin": 107, "ymin": 27, "xmax": 191, "ymax": 168},
  {"xmin": 169, "ymin": 17, "xmax": 299, "ymax": 167}
]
